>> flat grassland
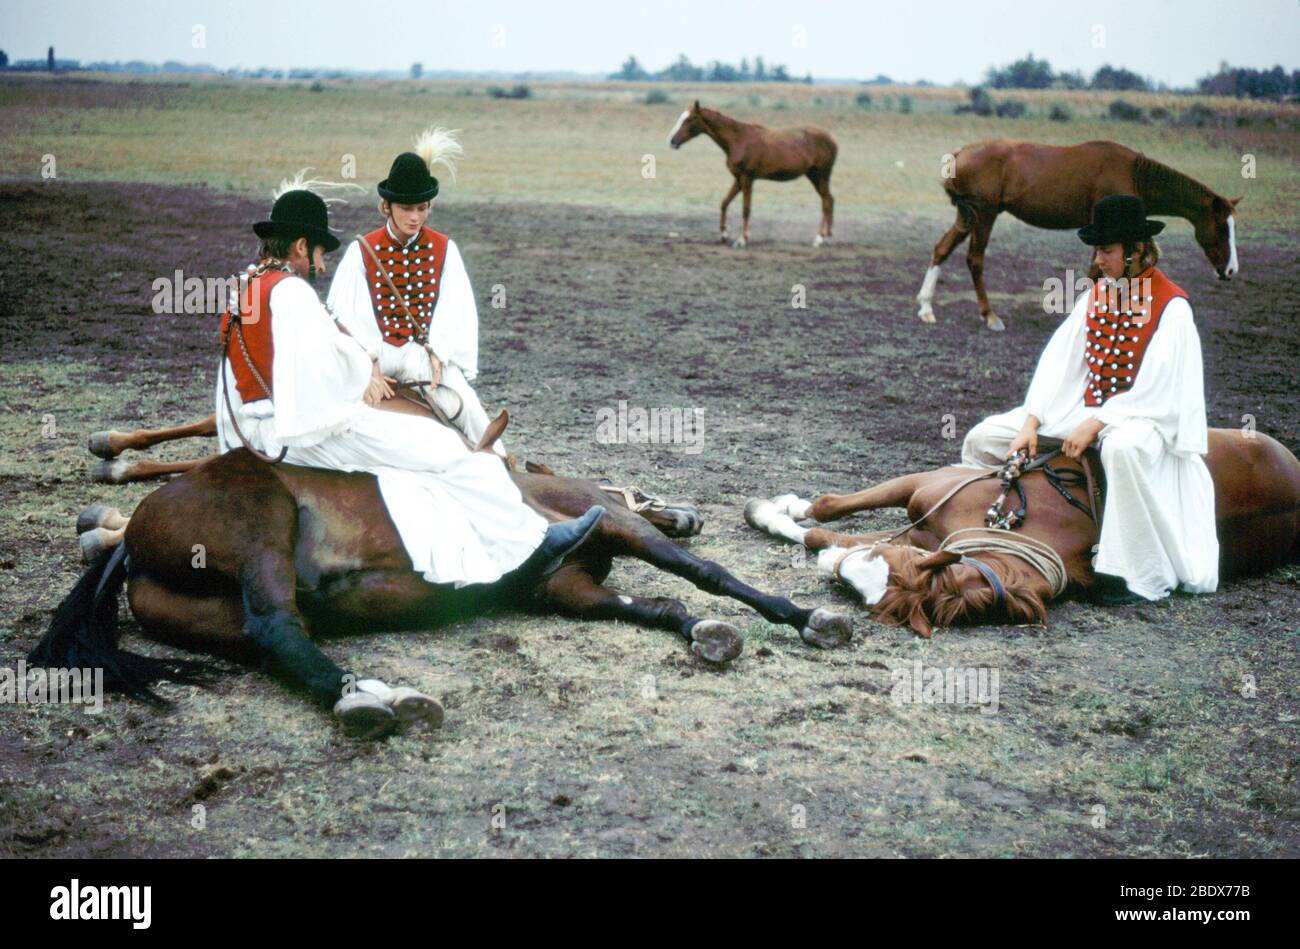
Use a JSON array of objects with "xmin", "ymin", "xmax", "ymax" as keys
[{"xmin": 0, "ymin": 76, "xmax": 1297, "ymax": 858}]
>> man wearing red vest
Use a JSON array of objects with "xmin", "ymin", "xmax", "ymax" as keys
[
  {"xmin": 327, "ymin": 128, "xmax": 506, "ymax": 454},
  {"xmin": 217, "ymin": 180, "xmax": 605, "ymax": 591},
  {"xmin": 961, "ymin": 195, "xmax": 1218, "ymax": 605}
]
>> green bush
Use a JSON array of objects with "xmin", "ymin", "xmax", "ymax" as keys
[
  {"xmin": 855, "ymin": 91, "xmax": 873, "ymax": 109},
  {"xmin": 1108, "ymin": 99, "xmax": 1144, "ymax": 122},
  {"xmin": 995, "ymin": 99, "xmax": 1026, "ymax": 118},
  {"xmin": 898, "ymin": 94, "xmax": 913, "ymax": 114},
  {"xmin": 1048, "ymin": 103, "xmax": 1072, "ymax": 122},
  {"xmin": 488, "ymin": 84, "xmax": 532, "ymax": 100},
  {"xmin": 643, "ymin": 89, "xmax": 669, "ymax": 105}
]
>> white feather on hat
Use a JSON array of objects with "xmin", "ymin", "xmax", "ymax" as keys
[
  {"xmin": 271, "ymin": 168, "xmax": 363, "ymax": 205},
  {"xmin": 413, "ymin": 127, "xmax": 463, "ymax": 182}
]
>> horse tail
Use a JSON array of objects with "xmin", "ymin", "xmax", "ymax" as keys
[
  {"xmin": 944, "ymin": 178, "xmax": 981, "ymax": 230},
  {"xmin": 28, "ymin": 546, "xmax": 215, "ymax": 706}
]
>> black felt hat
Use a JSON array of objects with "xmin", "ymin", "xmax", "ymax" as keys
[
  {"xmin": 253, "ymin": 190, "xmax": 340, "ymax": 252},
  {"xmin": 1077, "ymin": 194, "xmax": 1165, "ymax": 246},
  {"xmin": 377, "ymin": 152, "xmax": 439, "ymax": 204}
]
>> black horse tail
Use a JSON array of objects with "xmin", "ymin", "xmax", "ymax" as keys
[{"xmin": 28, "ymin": 546, "xmax": 214, "ymax": 706}]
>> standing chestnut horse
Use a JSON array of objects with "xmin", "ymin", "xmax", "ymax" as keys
[
  {"xmin": 917, "ymin": 139, "xmax": 1241, "ymax": 331},
  {"xmin": 668, "ymin": 100, "xmax": 837, "ymax": 248},
  {"xmin": 745, "ymin": 429, "xmax": 1300, "ymax": 637}
]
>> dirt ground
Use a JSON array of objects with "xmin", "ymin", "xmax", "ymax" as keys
[{"xmin": 0, "ymin": 181, "xmax": 1296, "ymax": 857}]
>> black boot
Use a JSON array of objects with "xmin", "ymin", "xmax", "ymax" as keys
[
  {"xmin": 1086, "ymin": 572, "xmax": 1146, "ymax": 607},
  {"xmin": 523, "ymin": 505, "xmax": 607, "ymax": 577}
]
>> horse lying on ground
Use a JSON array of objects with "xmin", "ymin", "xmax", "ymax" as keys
[
  {"xmin": 745, "ymin": 429, "xmax": 1300, "ymax": 637},
  {"xmin": 36, "ymin": 446, "xmax": 853, "ymax": 737},
  {"xmin": 668, "ymin": 100, "xmax": 837, "ymax": 248},
  {"xmin": 917, "ymin": 139, "xmax": 1241, "ymax": 331}
]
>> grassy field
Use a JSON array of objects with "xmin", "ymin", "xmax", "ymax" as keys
[
  {"xmin": 2, "ymin": 73, "xmax": 1297, "ymax": 229},
  {"xmin": 0, "ymin": 77, "xmax": 1297, "ymax": 858}
]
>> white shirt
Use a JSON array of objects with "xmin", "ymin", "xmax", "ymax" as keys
[
  {"xmin": 327, "ymin": 225, "xmax": 481, "ymax": 381},
  {"xmin": 1023, "ymin": 288, "xmax": 1208, "ymax": 457}
]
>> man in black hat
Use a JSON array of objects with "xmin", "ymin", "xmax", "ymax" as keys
[
  {"xmin": 960, "ymin": 194, "xmax": 1218, "ymax": 605},
  {"xmin": 327, "ymin": 128, "xmax": 507, "ymax": 454},
  {"xmin": 217, "ymin": 176, "xmax": 606, "ymax": 598}
]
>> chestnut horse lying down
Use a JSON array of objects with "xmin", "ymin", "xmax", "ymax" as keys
[
  {"xmin": 34, "ymin": 451, "xmax": 852, "ymax": 737},
  {"xmin": 745, "ymin": 429, "xmax": 1300, "ymax": 637}
]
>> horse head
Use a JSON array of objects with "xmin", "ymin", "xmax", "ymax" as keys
[
  {"xmin": 1194, "ymin": 194, "xmax": 1241, "ymax": 280},
  {"xmin": 824, "ymin": 543, "xmax": 1046, "ymax": 637},
  {"xmin": 667, "ymin": 100, "xmax": 707, "ymax": 149}
]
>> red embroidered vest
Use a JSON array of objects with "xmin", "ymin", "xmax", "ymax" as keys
[
  {"xmin": 219, "ymin": 268, "xmax": 291, "ymax": 403},
  {"xmin": 1082, "ymin": 268, "xmax": 1187, "ymax": 406},
  {"xmin": 362, "ymin": 225, "xmax": 450, "ymax": 346}
]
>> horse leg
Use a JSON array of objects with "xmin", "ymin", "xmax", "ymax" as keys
[
  {"xmin": 719, "ymin": 178, "xmax": 740, "ymax": 244},
  {"xmin": 967, "ymin": 214, "xmax": 1004, "ymax": 331},
  {"xmin": 746, "ymin": 473, "xmax": 925, "ymax": 527},
  {"xmin": 917, "ymin": 212, "xmax": 972, "ymax": 324},
  {"xmin": 594, "ymin": 511, "xmax": 852, "ymax": 648},
  {"xmin": 541, "ymin": 565, "xmax": 743, "ymax": 664},
  {"xmin": 93, "ymin": 455, "xmax": 218, "ymax": 485},
  {"xmin": 808, "ymin": 168, "xmax": 833, "ymax": 246},
  {"xmin": 88, "ymin": 414, "xmax": 217, "ymax": 459},
  {"xmin": 734, "ymin": 176, "xmax": 753, "ymax": 248}
]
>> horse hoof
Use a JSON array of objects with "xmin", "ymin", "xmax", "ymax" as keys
[
  {"xmin": 984, "ymin": 313, "xmax": 1006, "ymax": 332},
  {"xmin": 334, "ymin": 693, "xmax": 398, "ymax": 740},
  {"xmin": 800, "ymin": 607, "xmax": 853, "ymax": 649},
  {"xmin": 79, "ymin": 528, "xmax": 115, "ymax": 564},
  {"xmin": 771, "ymin": 493, "xmax": 812, "ymax": 520},
  {"xmin": 76, "ymin": 503, "xmax": 115, "ymax": 535},
  {"xmin": 731, "ymin": 238, "xmax": 748, "ymax": 249},
  {"xmin": 812, "ymin": 235, "xmax": 825, "ymax": 247},
  {"xmin": 390, "ymin": 689, "xmax": 445, "ymax": 730},
  {"xmin": 87, "ymin": 431, "xmax": 121, "ymax": 459},
  {"xmin": 689, "ymin": 620, "xmax": 743, "ymax": 664},
  {"xmin": 719, "ymin": 233, "xmax": 730, "ymax": 245},
  {"xmin": 663, "ymin": 506, "xmax": 704, "ymax": 537},
  {"xmin": 743, "ymin": 498, "xmax": 776, "ymax": 530},
  {"xmin": 918, "ymin": 309, "xmax": 937, "ymax": 324},
  {"xmin": 91, "ymin": 459, "xmax": 130, "ymax": 484}
]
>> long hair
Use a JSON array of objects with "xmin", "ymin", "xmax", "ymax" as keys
[{"xmin": 870, "ymin": 550, "xmax": 1047, "ymax": 637}]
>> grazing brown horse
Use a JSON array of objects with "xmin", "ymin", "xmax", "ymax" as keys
[
  {"xmin": 745, "ymin": 429, "xmax": 1300, "ymax": 637},
  {"xmin": 917, "ymin": 139, "xmax": 1241, "ymax": 330},
  {"xmin": 36, "ymin": 443, "xmax": 853, "ymax": 729},
  {"xmin": 668, "ymin": 100, "xmax": 837, "ymax": 247}
]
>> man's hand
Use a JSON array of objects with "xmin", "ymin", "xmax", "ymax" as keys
[
  {"xmin": 1063, "ymin": 418, "xmax": 1106, "ymax": 459},
  {"xmin": 428, "ymin": 350, "xmax": 443, "ymax": 388},
  {"xmin": 1007, "ymin": 417, "xmax": 1040, "ymax": 459},
  {"xmin": 363, "ymin": 361, "xmax": 395, "ymax": 406}
]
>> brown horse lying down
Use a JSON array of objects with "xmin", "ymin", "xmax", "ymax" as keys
[
  {"xmin": 34, "ymin": 449, "xmax": 852, "ymax": 732},
  {"xmin": 745, "ymin": 429, "xmax": 1300, "ymax": 637}
]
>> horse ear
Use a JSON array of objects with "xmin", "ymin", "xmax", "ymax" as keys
[
  {"xmin": 692, "ymin": 99, "xmax": 700, "ymax": 112},
  {"xmin": 524, "ymin": 460, "xmax": 555, "ymax": 475},
  {"xmin": 916, "ymin": 549, "xmax": 962, "ymax": 572},
  {"xmin": 1230, "ymin": 195, "xmax": 1243, "ymax": 208},
  {"xmin": 908, "ymin": 605, "xmax": 933, "ymax": 638}
]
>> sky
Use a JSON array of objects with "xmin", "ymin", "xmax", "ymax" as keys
[{"xmin": 3, "ymin": 0, "xmax": 1298, "ymax": 86}]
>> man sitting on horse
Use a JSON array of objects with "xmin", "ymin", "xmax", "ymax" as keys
[
  {"xmin": 961, "ymin": 194, "xmax": 1217, "ymax": 605},
  {"xmin": 216, "ymin": 176, "xmax": 605, "ymax": 591},
  {"xmin": 326, "ymin": 128, "xmax": 507, "ymax": 455}
]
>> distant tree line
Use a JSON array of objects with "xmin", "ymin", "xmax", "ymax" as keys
[
  {"xmin": 611, "ymin": 54, "xmax": 811, "ymax": 84},
  {"xmin": 982, "ymin": 54, "xmax": 1299, "ymax": 101},
  {"xmin": 1197, "ymin": 62, "xmax": 1300, "ymax": 100}
]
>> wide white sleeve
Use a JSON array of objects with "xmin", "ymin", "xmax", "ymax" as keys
[
  {"xmin": 326, "ymin": 240, "xmax": 383, "ymax": 360},
  {"xmin": 1093, "ymin": 298, "xmax": 1208, "ymax": 456},
  {"xmin": 426, "ymin": 239, "xmax": 480, "ymax": 380},
  {"xmin": 269, "ymin": 277, "xmax": 373, "ymax": 447},
  {"xmin": 1023, "ymin": 292, "xmax": 1089, "ymax": 425}
]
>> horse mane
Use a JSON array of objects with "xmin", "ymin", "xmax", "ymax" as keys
[
  {"xmin": 870, "ymin": 551, "xmax": 1047, "ymax": 636},
  {"xmin": 1132, "ymin": 154, "xmax": 1221, "ymax": 211}
]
